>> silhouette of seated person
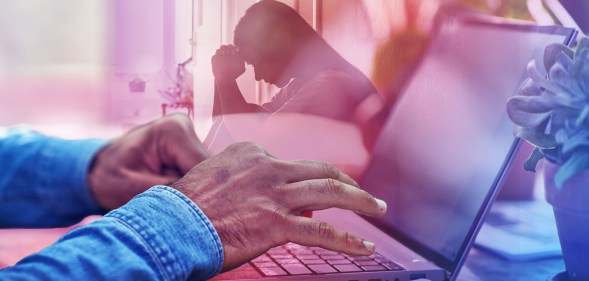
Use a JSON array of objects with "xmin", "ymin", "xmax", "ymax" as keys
[{"xmin": 211, "ymin": 0, "xmax": 384, "ymax": 149}]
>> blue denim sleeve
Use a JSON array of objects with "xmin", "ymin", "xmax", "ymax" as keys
[
  {"xmin": 0, "ymin": 186, "xmax": 225, "ymax": 281},
  {"xmin": 0, "ymin": 127, "xmax": 109, "ymax": 227}
]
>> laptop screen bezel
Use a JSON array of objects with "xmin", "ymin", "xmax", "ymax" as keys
[{"xmin": 361, "ymin": 11, "xmax": 577, "ymax": 278}]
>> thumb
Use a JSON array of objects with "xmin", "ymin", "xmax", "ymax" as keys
[
  {"xmin": 129, "ymin": 170, "xmax": 175, "ymax": 191},
  {"xmin": 163, "ymin": 134, "xmax": 210, "ymax": 174}
]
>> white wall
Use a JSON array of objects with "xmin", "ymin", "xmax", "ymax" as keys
[{"xmin": 0, "ymin": 0, "xmax": 107, "ymax": 127}]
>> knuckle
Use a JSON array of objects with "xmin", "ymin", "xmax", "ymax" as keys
[
  {"xmin": 268, "ymin": 206, "xmax": 289, "ymax": 239},
  {"xmin": 226, "ymin": 142, "xmax": 246, "ymax": 150},
  {"xmin": 260, "ymin": 177, "xmax": 279, "ymax": 192},
  {"xmin": 229, "ymin": 142, "xmax": 266, "ymax": 154},
  {"xmin": 321, "ymin": 162, "xmax": 340, "ymax": 179},
  {"xmin": 325, "ymin": 178, "xmax": 343, "ymax": 195},
  {"xmin": 344, "ymin": 232, "xmax": 354, "ymax": 249},
  {"xmin": 158, "ymin": 114, "xmax": 190, "ymax": 133},
  {"xmin": 226, "ymin": 142, "xmax": 252, "ymax": 154},
  {"xmin": 243, "ymin": 154, "xmax": 271, "ymax": 169},
  {"xmin": 317, "ymin": 221, "xmax": 333, "ymax": 240}
]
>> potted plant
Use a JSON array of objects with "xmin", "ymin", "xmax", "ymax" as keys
[{"xmin": 507, "ymin": 37, "xmax": 589, "ymax": 281}]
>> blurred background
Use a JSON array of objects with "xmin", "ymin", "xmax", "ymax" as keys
[{"xmin": 0, "ymin": 0, "xmax": 586, "ymax": 139}]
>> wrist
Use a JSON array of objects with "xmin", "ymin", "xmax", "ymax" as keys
[
  {"xmin": 106, "ymin": 186, "xmax": 224, "ymax": 279},
  {"xmin": 41, "ymin": 137, "xmax": 110, "ymax": 216},
  {"xmin": 87, "ymin": 146, "xmax": 107, "ymax": 209}
]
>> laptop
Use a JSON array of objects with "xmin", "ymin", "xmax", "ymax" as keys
[{"xmin": 211, "ymin": 12, "xmax": 577, "ymax": 281}]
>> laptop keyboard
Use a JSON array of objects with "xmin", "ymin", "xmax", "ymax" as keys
[{"xmin": 250, "ymin": 243, "xmax": 405, "ymax": 276}]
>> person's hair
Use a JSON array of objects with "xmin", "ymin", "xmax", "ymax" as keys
[{"xmin": 234, "ymin": 0, "xmax": 320, "ymax": 62}]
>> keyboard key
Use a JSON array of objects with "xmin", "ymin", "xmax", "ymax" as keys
[
  {"xmin": 290, "ymin": 249, "xmax": 316, "ymax": 255},
  {"xmin": 321, "ymin": 254, "xmax": 346, "ymax": 260},
  {"xmin": 334, "ymin": 264, "xmax": 363, "ymax": 272},
  {"xmin": 283, "ymin": 243, "xmax": 305, "ymax": 250},
  {"xmin": 301, "ymin": 259, "xmax": 327, "ymax": 265},
  {"xmin": 269, "ymin": 254, "xmax": 293, "ymax": 259},
  {"xmin": 252, "ymin": 255, "xmax": 272, "ymax": 263},
  {"xmin": 253, "ymin": 261, "xmax": 279, "ymax": 268},
  {"xmin": 308, "ymin": 264, "xmax": 338, "ymax": 273},
  {"xmin": 282, "ymin": 264, "xmax": 312, "ymax": 275},
  {"xmin": 268, "ymin": 247, "xmax": 289, "ymax": 253},
  {"xmin": 327, "ymin": 259, "xmax": 353, "ymax": 265},
  {"xmin": 361, "ymin": 265, "xmax": 387, "ymax": 271},
  {"xmin": 288, "ymin": 245, "xmax": 315, "ymax": 254},
  {"xmin": 314, "ymin": 249, "xmax": 340, "ymax": 256},
  {"xmin": 294, "ymin": 254, "xmax": 320, "ymax": 260},
  {"xmin": 350, "ymin": 256, "xmax": 373, "ymax": 261},
  {"xmin": 354, "ymin": 260, "xmax": 381, "ymax": 266},
  {"xmin": 259, "ymin": 266, "xmax": 288, "ymax": 276},
  {"xmin": 374, "ymin": 257, "xmax": 390, "ymax": 263},
  {"xmin": 381, "ymin": 262, "xmax": 404, "ymax": 271},
  {"xmin": 275, "ymin": 259, "xmax": 301, "ymax": 264}
]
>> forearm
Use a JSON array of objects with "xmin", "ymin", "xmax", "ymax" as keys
[
  {"xmin": 213, "ymin": 84, "xmax": 223, "ymax": 118},
  {"xmin": 0, "ymin": 128, "xmax": 108, "ymax": 228},
  {"xmin": 215, "ymin": 79, "xmax": 268, "ymax": 115},
  {"xmin": 0, "ymin": 186, "xmax": 224, "ymax": 281}
]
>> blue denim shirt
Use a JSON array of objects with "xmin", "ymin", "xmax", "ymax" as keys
[{"xmin": 0, "ymin": 127, "xmax": 224, "ymax": 280}]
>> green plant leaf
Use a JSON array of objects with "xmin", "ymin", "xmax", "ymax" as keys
[
  {"xmin": 576, "ymin": 104, "xmax": 589, "ymax": 127},
  {"xmin": 544, "ymin": 43, "xmax": 573, "ymax": 70},
  {"xmin": 517, "ymin": 78, "xmax": 542, "ymax": 96},
  {"xmin": 554, "ymin": 151, "xmax": 589, "ymax": 188},
  {"xmin": 524, "ymin": 147, "xmax": 544, "ymax": 172},
  {"xmin": 528, "ymin": 60, "xmax": 548, "ymax": 82},
  {"xmin": 541, "ymin": 147, "xmax": 562, "ymax": 163},
  {"xmin": 575, "ymin": 37, "xmax": 589, "ymax": 59},
  {"xmin": 514, "ymin": 125, "xmax": 557, "ymax": 148},
  {"xmin": 562, "ymin": 130, "xmax": 589, "ymax": 154},
  {"xmin": 506, "ymin": 96, "xmax": 552, "ymax": 127},
  {"xmin": 556, "ymin": 52, "xmax": 574, "ymax": 70}
]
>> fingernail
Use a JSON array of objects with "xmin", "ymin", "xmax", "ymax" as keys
[
  {"xmin": 363, "ymin": 240, "xmax": 376, "ymax": 253},
  {"xmin": 376, "ymin": 199, "xmax": 387, "ymax": 213}
]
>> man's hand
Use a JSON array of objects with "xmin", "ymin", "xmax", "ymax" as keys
[
  {"xmin": 170, "ymin": 142, "xmax": 387, "ymax": 271},
  {"xmin": 212, "ymin": 44, "xmax": 246, "ymax": 82},
  {"xmin": 88, "ymin": 114, "xmax": 210, "ymax": 210}
]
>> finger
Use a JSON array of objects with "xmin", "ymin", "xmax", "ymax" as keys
[
  {"xmin": 227, "ymin": 45, "xmax": 238, "ymax": 55},
  {"xmin": 126, "ymin": 170, "xmax": 175, "ymax": 192},
  {"xmin": 220, "ymin": 45, "xmax": 231, "ymax": 53},
  {"xmin": 169, "ymin": 139, "xmax": 210, "ymax": 174},
  {"xmin": 284, "ymin": 216, "xmax": 376, "ymax": 256},
  {"xmin": 164, "ymin": 126, "xmax": 210, "ymax": 173},
  {"xmin": 280, "ymin": 160, "xmax": 359, "ymax": 187},
  {"xmin": 282, "ymin": 179, "xmax": 386, "ymax": 216},
  {"xmin": 156, "ymin": 114, "xmax": 211, "ymax": 173}
]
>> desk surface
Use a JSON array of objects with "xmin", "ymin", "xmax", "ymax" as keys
[
  {"xmin": 0, "ymin": 217, "xmax": 565, "ymax": 280},
  {"xmin": 459, "ymin": 248, "xmax": 563, "ymax": 281}
]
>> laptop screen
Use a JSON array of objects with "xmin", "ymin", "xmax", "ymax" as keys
[{"xmin": 361, "ymin": 13, "xmax": 575, "ymax": 275}]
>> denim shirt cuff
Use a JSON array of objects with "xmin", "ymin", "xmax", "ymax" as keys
[
  {"xmin": 106, "ymin": 186, "xmax": 224, "ymax": 281},
  {"xmin": 37, "ymin": 137, "xmax": 110, "ymax": 215}
]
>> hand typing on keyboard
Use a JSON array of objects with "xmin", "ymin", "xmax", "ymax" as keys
[
  {"xmin": 251, "ymin": 243, "xmax": 404, "ymax": 276},
  {"xmin": 171, "ymin": 142, "xmax": 387, "ymax": 272},
  {"xmin": 88, "ymin": 114, "xmax": 210, "ymax": 210}
]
